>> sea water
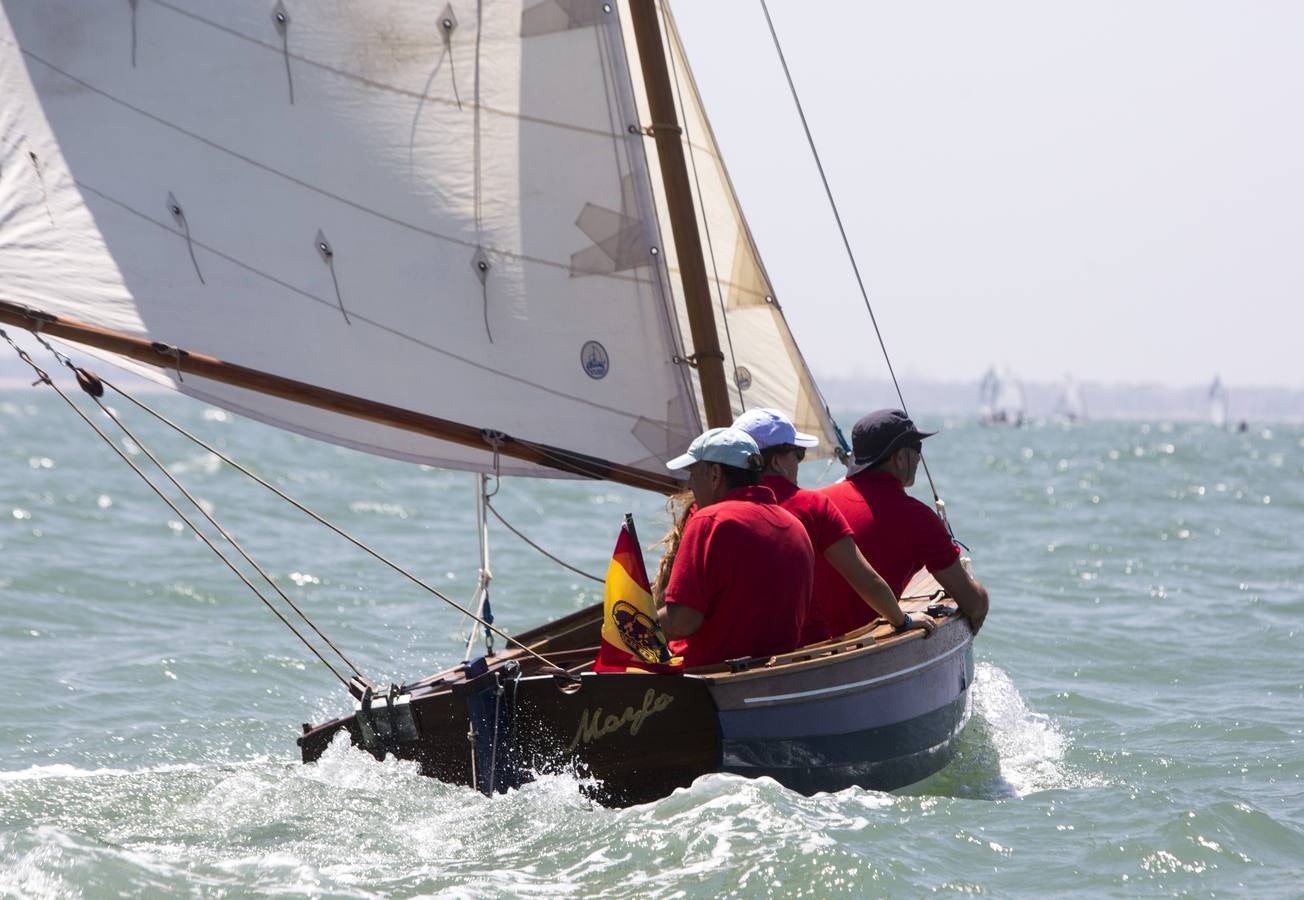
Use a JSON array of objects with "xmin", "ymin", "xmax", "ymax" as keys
[{"xmin": 1, "ymin": 387, "xmax": 1301, "ymax": 897}]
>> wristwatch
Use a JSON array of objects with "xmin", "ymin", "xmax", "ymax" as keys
[{"xmin": 893, "ymin": 614, "xmax": 913, "ymax": 633}]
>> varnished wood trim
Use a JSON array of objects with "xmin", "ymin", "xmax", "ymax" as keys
[{"xmin": 0, "ymin": 299, "xmax": 681, "ymax": 494}]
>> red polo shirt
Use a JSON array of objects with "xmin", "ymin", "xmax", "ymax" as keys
[
  {"xmin": 762, "ymin": 474, "xmax": 857, "ymax": 646},
  {"xmin": 815, "ymin": 470, "xmax": 959, "ymax": 638},
  {"xmin": 663, "ymin": 484, "xmax": 814, "ymax": 667}
]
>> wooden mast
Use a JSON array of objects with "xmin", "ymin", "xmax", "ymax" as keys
[
  {"xmin": 626, "ymin": 0, "xmax": 733, "ymax": 429},
  {"xmin": 0, "ymin": 300, "xmax": 681, "ymax": 495}
]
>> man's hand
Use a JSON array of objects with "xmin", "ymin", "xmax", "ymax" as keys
[
  {"xmin": 932, "ymin": 559, "xmax": 989, "ymax": 636},
  {"xmin": 893, "ymin": 613, "xmax": 936, "ymax": 637}
]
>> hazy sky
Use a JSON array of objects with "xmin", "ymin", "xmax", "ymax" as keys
[
  {"xmin": 3, "ymin": 2, "xmax": 1299, "ymax": 393},
  {"xmin": 675, "ymin": 1, "xmax": 1304, "ymax": 389}
]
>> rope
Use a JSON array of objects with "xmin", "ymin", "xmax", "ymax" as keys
[
  {"xmin": 1, "ymin": 328, "xmax": 351, "ymax": 686},
  {"xmin": 484, "ymin": 499, "xmax": 604, "ymax": 585},
  {"xmin": 758, "ymin": 0, "xmax": 951, "ymax": 530},
  {"xmin": 37, "ymin": 352, "xmax": 572, "ymax": 676},
  {"xmin": 29, "ymin": 335, "xmax": 368, "ymax": 682}
]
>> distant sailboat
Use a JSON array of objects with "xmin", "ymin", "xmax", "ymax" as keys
[
  {"xmin": 978, "ymin": 365, "xmax": 1025, "ymax": 425},
  {"xmin": 1053, "ymin": 374, "xmax": 1087, "ymax": 423},
  {"xmin": 1208, "ymin": 376, "xmax": 1229, "ymax": 430}
]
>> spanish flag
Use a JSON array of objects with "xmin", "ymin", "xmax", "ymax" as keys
[{"xmin": 593, "ymin": 515, "xmax": 682, "ymax": 673}]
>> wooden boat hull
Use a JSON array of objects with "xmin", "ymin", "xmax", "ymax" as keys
[
  {"xmin": 710, "ymin": 617, "xmax": 973, "ymax": 793},
  {"xmin": 299, "ymin": 590, "xmax": 973, "ymax": 806}
]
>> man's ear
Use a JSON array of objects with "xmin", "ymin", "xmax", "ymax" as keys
[{"xmin": 708, "ymin": 462, "xmax": 725, "ymax": 491}]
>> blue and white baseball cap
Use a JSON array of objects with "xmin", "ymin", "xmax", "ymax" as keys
[
  {"xmin": 731, "ymin": 408, "xmax": 820, "ymax": 450},
  {"xmin": 666, "ymin": 426, "xmax": 763, "ymax": 471}
]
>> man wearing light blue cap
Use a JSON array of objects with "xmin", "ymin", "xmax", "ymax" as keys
[{"xmin": 657, "ymin": 427, "xmax": 814, "ymax": 667}]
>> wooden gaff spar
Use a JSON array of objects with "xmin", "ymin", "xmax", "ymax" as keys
[{"xmin": 0, "ymin": 0, "xmax": 976, "ymax": 804}]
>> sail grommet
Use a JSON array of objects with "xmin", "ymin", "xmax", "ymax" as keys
[
  {"xmin": 649, "ymin": 246, "xmax": 659, "ymax": 256},
  {"xmin": 167, "ymin": 193, "xmax": 205, "ymax": 285},
  {"xmin": 470, "ymin": 247, "xmax": 494, "ymax": 343},
  {"xmin": 315, "ymin": 230, "xmax": 352, "ymax": 325},
  {"xmin": 27, "ymin": 151, "xmax": 53, "ymax": 224},
  {"xmin": 440, "ymin": 4, "xmax": 458, "ymax": 34},
  {"xmin": 271, "ymin": 1, "xmax": 295, "ymax": 104}
]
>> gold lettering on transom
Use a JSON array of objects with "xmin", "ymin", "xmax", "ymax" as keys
[{"xmin": 568, "ymin": 688, "xmax": 675, "ymax": 751}]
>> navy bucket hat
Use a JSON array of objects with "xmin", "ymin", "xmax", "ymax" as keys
[{"xmin": 850, "ymin": 409, "xmax": 935, "ymax": 469}]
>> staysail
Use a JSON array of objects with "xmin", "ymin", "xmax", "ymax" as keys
[{"xmin": 0, "ymin": 0, "xmax": 841, "ymax": 483}]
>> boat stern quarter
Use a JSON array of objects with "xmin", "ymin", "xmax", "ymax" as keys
[
  {"xmin": 511, "ymin": 672, "xmax": 722, "ymax": 807},
  {"xmin": 708, "ymin": 621, "xmax": 975, "ymax": 794}
]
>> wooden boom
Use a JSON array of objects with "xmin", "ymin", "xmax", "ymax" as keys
[{"xmin": 0, "ymin": 299, "xmax": 682, "ymax": 495}]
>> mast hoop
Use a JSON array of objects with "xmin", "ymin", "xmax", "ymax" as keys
[
  {"xmin": 672, "ymin": 349, "xmax": 725, "ymax": 369},
  {"xmin": 639, "ymin": 122, "xmax": 683, "ymax": 137}
]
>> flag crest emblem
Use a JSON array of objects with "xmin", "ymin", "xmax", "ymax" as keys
[{"xmin": 593, "ymin": 516, "xmax": 681, "ymax": 673}]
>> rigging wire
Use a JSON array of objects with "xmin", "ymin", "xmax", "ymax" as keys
[
  {"xmin": 30, "ymin": 348, "xmax": 573, "ymax": 676},
  {"xmin": 29, "ymin": 333, "xmax": 367, "ymax": 682},
  {"xmin": 757, "ymin": 0, "xmax": 952, "ymax": 532},
  {"xmin": 0, "ymin": 328, "xmax": 351, "ymax": 687},
  {"xmin": 484, "ymin": 499, "xmax": 604, "ymax": 585}
]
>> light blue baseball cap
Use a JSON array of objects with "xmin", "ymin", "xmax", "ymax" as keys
[
  {"xmin": 666, "ymin": 426, "xmax": 763, "ymax": 471},
  {"xmin": 731, "ymin": 407, "xmax": 820, "ymax": 450}
]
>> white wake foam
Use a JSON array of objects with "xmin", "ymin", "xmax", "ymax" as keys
[{"xmin": 971, "ymin": 661, "xmax": 1079, "ymax": 796}]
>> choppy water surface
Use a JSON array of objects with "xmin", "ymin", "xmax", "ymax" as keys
[{"xmin": 2, "ymin": 386, "xmax": 1302, "ymax": 897}]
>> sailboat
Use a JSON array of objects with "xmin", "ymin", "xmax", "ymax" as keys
[
  {"xmin": 978, "ymin": 365, "xmax": 1025, "ymax": 425},
  {"xmin": 0, "ymin": 0, "xmax": 975, "ymax": 805},
  {"xmin": 1052, "ymin": 374, "xmax": 1086, "ymax": 423}
]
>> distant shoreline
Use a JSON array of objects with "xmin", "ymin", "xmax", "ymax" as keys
[{"xmin": 817, "ymin": 375, "xmax": 1304, "ymax": 425}]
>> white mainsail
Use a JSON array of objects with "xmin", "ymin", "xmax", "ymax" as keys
[
  {"xmin": 978, "ymin": 365, "xmax": 1024, "ymax": 424},
  {"xmin": 1053, "ymin": 374, "xmax": 1086, "ymax": 422},
  {"xmin": 0, "ymin": 0, "xmax": 842, "ymax": 481}
]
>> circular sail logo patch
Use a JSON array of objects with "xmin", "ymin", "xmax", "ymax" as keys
[
  {"xmin": 581, "ymin": 340, "xmax": 610, "ymax": 379},
  {"xmin": 735, "ymin": 366, "xmax": 753, "ymax": 391}
]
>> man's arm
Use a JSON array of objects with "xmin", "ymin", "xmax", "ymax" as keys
[
  {"xmin": 658, "ymin": 604, "xmax": 704, "ymax": 640},
  {"xmin": 823, "ymin": 537, "xmax": 933, "ymax": 633},
  {"xmin": 932, "ymin": 559, "xmax": 989, "ymax": 635}
]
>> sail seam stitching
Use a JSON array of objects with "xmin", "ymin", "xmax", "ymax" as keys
[
  {"xmin": 73, "ymin": 180, "xmax": 683, "ymax": 430},
  {"xmin": 16, "ymin": 41, "xmax": 770, "ymax": 305},
  {"xmin": 139, "ymin": 0, "xmax": 719, "ymax": 156}
]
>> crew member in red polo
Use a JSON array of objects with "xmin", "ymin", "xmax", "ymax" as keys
[
  {"xmin": 817, "ymin": 409, "xmax": 989, "ymax": 637},
  {"xmin": 731, "ymin": 408, "xmax": 933, "ymax": 644},
  {"xmin": 658, "ymin": 427, "xmax": 814, "ymax": 667}
]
